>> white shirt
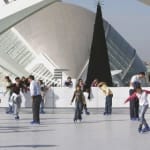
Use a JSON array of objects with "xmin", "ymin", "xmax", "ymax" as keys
[
  {"xmin": 29, "ymin": 80, "xmax": 41, "ymax": 96},
  {"xmin": 129, "ymin": 75, "xmax": 141, "ymax": 89},
  {"xmin": 136, "ymin": 91, "xmax": 149, "ymax": 106}
]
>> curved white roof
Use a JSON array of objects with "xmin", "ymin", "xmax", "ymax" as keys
[{"xmin": 14, "ymin": 2, "xmax": 95, "ymax": 78}]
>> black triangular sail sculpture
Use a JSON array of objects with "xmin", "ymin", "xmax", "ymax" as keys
[{"xmin": 85, "ymin": 3, "xmax": 113, "ymax": 87}]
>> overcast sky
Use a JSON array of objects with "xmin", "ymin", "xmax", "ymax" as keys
[{"xmin": 63, "ymin": 0, "xmax": 150, "ymax": 62}]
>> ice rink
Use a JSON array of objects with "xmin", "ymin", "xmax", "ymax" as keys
[{"xmin": 0, "ymin": 108, "xmax": 150, "ymax": 150}]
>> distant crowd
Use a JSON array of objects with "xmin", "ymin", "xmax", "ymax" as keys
[{"xmin": 4, "ymin": 75, "xmax": 48, "ymax": 124}]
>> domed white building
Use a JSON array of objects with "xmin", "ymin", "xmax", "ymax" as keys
[{"xmin": 0, "ymin": 1, "xmax": 146, "ymax": 86}]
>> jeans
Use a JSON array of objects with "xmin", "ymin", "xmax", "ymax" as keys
[
  {"xmin": 32, "ymin": 95, "xmax": 42, "ymax": 123},
  {"xmin": 139, "ymin": 105, "xmax": 149, "ymax": 128},
  {"xmin": 105, "ymin": 95, "xmax": 113, "ymax": 114},
  {"xmin": 74, "ymin": 101, "xmax": 82, "ymax": 121},
  {"xmin": 40, "ymin": 99, "xmax": 45, "ymax": 113},
  {"xmin": 129, "ymin": 89, "xmax": 139, "ymax": 119},
  {"xmin": 7, "ymin": 92, "xmax": 14, "ymax": 113},
  {"xmin": 13, "ymin": 95, "xmax": 22, "ymax": 117}
]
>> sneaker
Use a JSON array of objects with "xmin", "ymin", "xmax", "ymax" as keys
[
  {"xmin": 30, "ymin": 121, "xmax": 36, "ymax": 124},
  {"xmin": 138, "ymin": 128, "xmax": 142, "ymax": 133},
  {"xmin": 79, "ymin": 119, "xmax": 82, "ymax": 122},
  {"xmin": 40, "ymin": 111, "xmax": 45, "ymax": 114},
  {"xmin": 131, "ymin": 118, "xmax": 136, "ymax": 121},
  {"xmin": 103, "ymin": 112, "xmax": 107, "ymax": 115},
  {"xmin": 6, "ymin": 111, "xmax": 13, "ymax": 114},
  {"xmin": 85, "ymin": 111, "xmax": 90, "ymax": 115},
  {"xmin": 142, "ymin": 127, "xmax": 150, "ymax": 133},
  {"xmin": 30, "ymin": 121, "xmax": 40, "ymax": 124},
  {"xmin": 15, "ymin": 116, "xmax": 20, "ymax": 120},
  {"xmin": 74, "ymin": 119, "xmax": 77, "ymax": 123},
  {"xmin": 35, "ymin": 121, "xmax": 40, "ymax": 125}
]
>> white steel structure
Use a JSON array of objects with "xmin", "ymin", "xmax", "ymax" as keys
[{"xmin": 0, "ymin": 1, "xmax": 146, "ymax": 86}]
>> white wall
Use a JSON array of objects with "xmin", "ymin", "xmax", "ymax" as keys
[{"xmin": 1, "ymin": 87, "xmax": 150, "ymax": 108}]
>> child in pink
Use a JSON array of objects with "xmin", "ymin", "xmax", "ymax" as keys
[{"xmin": 125, "ymin": 82, "xmax": 150, "ymax": 133}]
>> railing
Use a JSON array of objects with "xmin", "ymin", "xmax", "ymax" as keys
[{"xmin": 1, "ymin": 87, "xmax": 150, "ymax": 108}]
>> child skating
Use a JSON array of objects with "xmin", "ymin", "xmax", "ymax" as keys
[
  {"xmin": 124, "ymin": 82, "xmax": 150, "ymax": 133},
  {"xmin": 71, "ymin": 85, "xmax": 85, "ymax": 122}
]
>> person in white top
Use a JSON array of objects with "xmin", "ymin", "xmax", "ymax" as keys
[
  {"xmin": 28, "ymin": 75, "xmax": 41, "ymax": 124},
  {"xmin": 129, "ymin": 72, "xmax": 145, "ymax": 120},
  {"xmin": 125, "ymin": 82, "xmax": 150, "ymax": 133}
]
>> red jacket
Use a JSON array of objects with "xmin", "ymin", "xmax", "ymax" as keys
[{"xmin": 124, "ymin": 90, "xmax": 150, "ymax": 104}]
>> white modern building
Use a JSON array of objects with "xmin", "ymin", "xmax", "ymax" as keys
[{"xmin": 0, "ymin": 0, "xmax": 147, "ymax": 86}]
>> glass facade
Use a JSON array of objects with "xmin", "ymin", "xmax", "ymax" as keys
[
  {"xmin": 104, "ymin": 20, "xmax": 146, "ymax": 86},
  {"xmin": 0, "ymin": 29, "xmax": 60, "ymax": 86}
]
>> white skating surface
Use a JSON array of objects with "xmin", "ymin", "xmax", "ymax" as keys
[{"xmin": 0, "ymin": 108, "xmax": 150, "ymax": 150}]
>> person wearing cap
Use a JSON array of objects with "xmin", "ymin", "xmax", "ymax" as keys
[
  {"xmin": 125, "ymin": 82, "xmax": 150, "ymax": 133},
  {"xmin": 129, "ymin": 72, "xmax": 145, "ymax": 120},
  {"xmin": 98, "ymin": 82, "xmax": 113, "ymax": 115}
]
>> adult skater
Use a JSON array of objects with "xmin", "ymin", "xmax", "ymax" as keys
[
  {"xmin": 129, "ymin": 72, "xmax": 145, "ymax": 120},
  {"xmin": 98, "ymin": 82, "xmax": 113, "ymax": 115},
  {"xmin": 28, "ymin": 75, "xmax": 41, "ymax": 124}
]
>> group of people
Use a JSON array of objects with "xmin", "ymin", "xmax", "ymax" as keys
[
  {"xmin": 2, "ymin": 72, "xmax": 150, "ymax": 133},
  {"xmin": 125, "ymin": 72, "xmax": 150, "ymax": 133},
  {"xmin": 3, "ymin": 75, "xmax": 48, "ymax": 124},
  {"xmin": 66, "ymin": 72, "xmax": 150, "ymax": 134},
  {"xmin": 69, "ymin": 77, "xmax": 113, "ymax": 122}
]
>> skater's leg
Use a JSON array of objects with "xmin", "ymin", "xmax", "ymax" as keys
[
  {"xmin": 139, "ymin": 105, "xmax": 149, "ymax": 132},
  {"xmin": 74, "ymin": 102, "xmax": 78, "ymax": 122},
  {"xmin": 78, "ymin": 102, "xmax": 82, "ymax": 121},
  {"xmin": 107, "ymin": 95, "xmax": 112, "ymax": 114},
  {"xmin": 104, "ymin": 96, "xmax": 109, "ymax": 115},
  {"xmin": 129, "ymin": 89, "xmax": 135, "ymax": 119},
  {"xmin": 135, "ymin": 98, "xmax": 139, "ymax": 119},
  {"xmin": 84, "ymin": 104, "xmax": 90, "ymax": 115},
  {"xmin": 15, "ymin": 97, "xmax": 21, "ymax": 120}
]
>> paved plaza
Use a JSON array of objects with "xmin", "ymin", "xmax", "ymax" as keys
[{"xmin": 0, "ymin": 108, "xmax": 150, "ymax": 150}]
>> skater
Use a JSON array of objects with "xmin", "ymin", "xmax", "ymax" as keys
[
  {"xmin": 28, "ymin": 75, "xmax": 42, "ymax": 124},
  {"xmin": 98, "ymin": 82, "xmax": 113, "ymax": 115},
  {"xmin": 38, "ymin": 80, "xmax": 48, "ymax": 114},
  {"xmin": 129, "ymin": 72, "xmax": 145, "ymax": 120},
  {"xmin": 76, "ymin": 79, "xmax": 90, "ymax": 115},
  {"xmin": 10, "ymin": 83, "xmax": 22, "ymax": 120},
  {"xmin": 71, "ymin": 85, "xmax": 85, "ymax": 122},
  {"xmin": 4, "ymin": 76, "xmax": 13, "ymax": 114},
  {"xmin": 125, "ymin": 82, "xmax": 150, "ymax": 133}
]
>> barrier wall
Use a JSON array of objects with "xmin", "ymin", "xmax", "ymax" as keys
[{"xmin": 1, "ymin": 87, "xmax": 150, "ymax": 108}]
